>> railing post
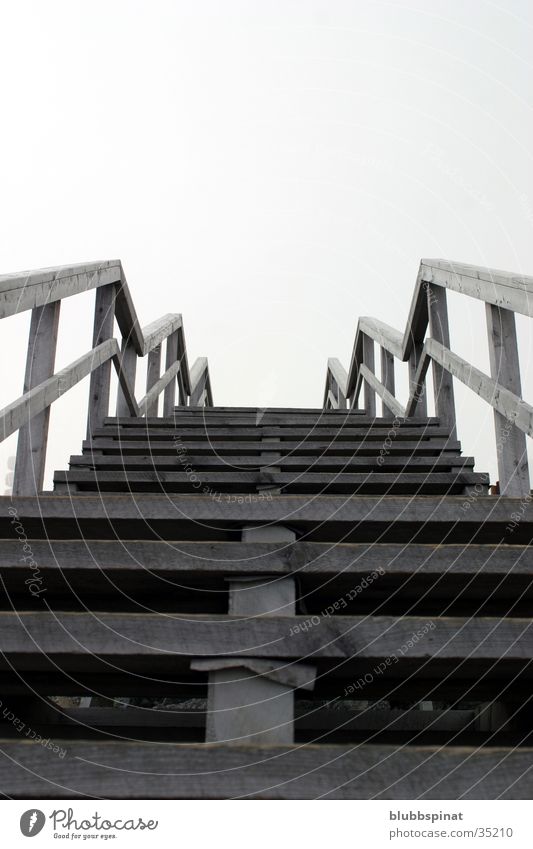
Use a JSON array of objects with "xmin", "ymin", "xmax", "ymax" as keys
[
  {"xmin": 163, "ymin": 330, "xmax": 179, "ymax": 416},
  {"xmin": 145, "ymin": 344, "xmax": 161, "ymax": 417},
  {"xmin": 408, "ymin": 342, "xmax": 428, "ymax": 418},
  {"xmin": 362, "ymin": 334, "xmax": 376, "ymax": 417},
  {"xmin": 485, "ymin": 303, "xmax": 530, "ymax": 496},
  {"xmin": 13, "ymin": 301, "xmax": 61, "ymax": 495},
  {"xmin": 427, "ymin": 284, "xmax": 456, "ymax": 439},
  {"xmin": 380, "ymin": 346, "xmax": 395, "ymax": 418},
  {"xmin": 116, "ymin": 339, "xmax": 137, "ymax": 417},
  {"xmin": 86, "ymin": 284, "xmax": 116, "ymax": 439}
]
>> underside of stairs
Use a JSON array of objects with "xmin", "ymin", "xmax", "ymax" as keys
[{"xmin": 2, "ymin": 406, "xmax": 533, "ymax": 799}]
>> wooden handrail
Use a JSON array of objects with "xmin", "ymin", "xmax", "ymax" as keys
[
  {"xmin": 326, "ymin": 258, "xmax": 532, "ymax": 496},
  {"xmin": 1, "ymin": 259, "xmax": 212, "ymax": 494},
  {"xmin": 323, "ymin": 358, "xmax": 348, "ymax": 409}
]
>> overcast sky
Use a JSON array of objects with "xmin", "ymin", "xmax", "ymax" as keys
[{"xmin": 1, "ymin": 0, "xmax": 532, "ymax": 487}]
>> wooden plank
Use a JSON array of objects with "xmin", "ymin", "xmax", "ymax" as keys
[
  {"xmin": 144, "ymin": 344, "xmax": 161, "ymax": 418},
  {"xmin": 139, "ymin": 359, "xmax": 181, "ymax": 417},
  {"xmin": 1, "ymin": 739, "xmax": 532, "ymax": 798},
  {"xmin": 408, "ymin": 341, "xmax": 428, "ymax": 418},
  {"xmin": 359, "ymin": 364, "xmax": 405, "ymax": 419},
  {"xmin": 0, "ymin": 340, "xmax": 119, "ymax": 444},
  {"xmin": 3, "ymin": 492, "xmax": 528, "ymax": 544},
  {"xmin": 0, "ymin": 260, "xmax": 121, "ymax": 319},
  {"xmin": 427, "ymin": 283, "xmax": 457, "ymax": 440},
  {"xmin": 190, "ymin": 357, "xmax": 209, "ymax": 406},
  {"xmin": 420, "ymin": 259, "xmax": 533, "ymax": 319},
  {"xmin": 485, "ymin": 304, "xmax": 530, "ymax": 496},
  {"xmin": 68, "ymin": 454, "xmax": 474, "ymax": 471},
  {"xmin": 115, "ymin": 339, "xmax": 137, "ymax": 417},
  {"xmin": 380, "ymin": 346, "xmax": 395, "ymax": 418},
  {"xmin": 142, "ymin": 314, "xmax": 182, "ymax": 356},
  {"xmin": 362, "ymin": 334, "xmax": 376, "ymax": 417},
  {"xmin": 86, "ymin": 284, "xmax": 116, "ymax": 438},
  {"xmin": 0, "ymin": 611, "xmax": 532, "ymax": 662},
  {"xmin": 424, "ymin": 338, "xmax": 533, "ymax": 440},
  {"xmin": 13, "ymin": 301, "xmax": 61, "ymax": 495},
  {"xmin": 163, "ymin": 329, "xmax": 179, "ymax": 416},
  {"xmin": 83, "ymin": 437, "xmax": 463, "ymax": 456},
  {"xmin": 2, "ymin": 540, "xmax": 528, "ymax": 579},
  {"xmin": 54, "ymin": 469, "xmax": 484, "ymax": 495}
]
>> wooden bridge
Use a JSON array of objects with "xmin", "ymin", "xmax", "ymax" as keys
[{"xmin": 1, "ymin": 258, "xmax": 532, "ymax": 798}]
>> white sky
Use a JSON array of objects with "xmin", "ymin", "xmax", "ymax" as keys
[{"xmin": 1, "ymin": 0, "xmax": 532, "ymax": 488}]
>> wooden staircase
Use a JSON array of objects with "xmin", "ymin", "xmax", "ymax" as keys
[
  {"xmin": 1, "ymin": 258, "xmax": 533, "ymax": 799},
  {"xmin": 2, "ymin": 406, "xmax": 533, "ymax": 798}
]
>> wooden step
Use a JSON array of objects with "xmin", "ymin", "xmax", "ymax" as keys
[
  {"xmin": 93, "ymin": 426, "xmax": 452, "ymax": 442},
  {"xmin": 0, "ymin": 611, "xmax": 531, "ymax": 668},
  {"xmin": 83, "ymin": 438, "xmax": 463, "ymax": 456},
  {"xmin": 1, "ymin": 739, "xmax": 530, "ymax": 798},
  {"xmin": 2, "ymin": 493, "xmax": 525, "ymax": 543},
  {"xmin": 54, "ymin": 469, "xmax": 484, "ymax": 496},
  {"xmin": 69, "ymin": 454, "xmax": 474, "ymax": 472}
]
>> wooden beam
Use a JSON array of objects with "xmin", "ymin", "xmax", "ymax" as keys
[
  {"xmin": 145, "ymin": 344, "xmax": 161, "ymax": 418},
  {"xmin": 0, "ymin": 612, "xmax": 532, "ymax": 661},
  {"xmin": 139, "ymin": 360, "xmax": 181, "ymax": 417},
  {"xmin": 115, "ymin": 339, "xmax": 137, "ymax": 417},
  {"xmin": 86, "ymin": 284, "xmax": 116, "ymax": 438},
  {"xmin": 362, "ymin": 334, "xmax": 376, "ymax": 417},
  {"xmin": 0, "ymin": 260, "xmax": 121, "ymax": 320},
  {"xmin": 163, "ymin": 330, "xmax": 179, "ymax": 416},
  {"xmin": 13, "ymin": 301, "xmax": 61, "ymax": 495},
  {"xmin": 427, "ymin": 283, "xmax": 456, "ymax": 440},
  {"xmin": 359, "ymin": 364, "xmax": 405, "ymax": 419},
  {"xmin": 0, "ymin": 340, "xmax": 119, "ymax": 444},
  {"xmin": 380, "ymin": 346, "xmax": 395, "ymax": 418},
  {"xmin": 0, "ymin": 740, "xmax": 532, "ymax": 798},
  {"xmin": 485, "ymin": 304, "xmax": 530, "ymax": 496}
]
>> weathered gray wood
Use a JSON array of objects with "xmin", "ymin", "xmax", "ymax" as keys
[
  {"xmin": 163, "ymin": 330, "xmax": 179, "ymax": 416},
  {"xmin": 0, "ymin": 260, "xmax": 121, "ymax": 320},
  {"xmin": 1, "ymin": 739, "xmax": 532, "ymax": 798},
  {"xmin": 420, "ymin": 258, "xmax": 533, "ymax": 319},
  {"xmin": 0, "ymin": 340, "xmax": 120, "ymax": 443},
  {"xmin": 422, "ymin": 339, "xmax": 533, "ymax": 440},
  {"xmin": 359, "ymin": 364, "xmax": 405, "ymax": 419},
  {"xmin": 2, "ymin": 540, "xmax": 529, "ymax": 581},
  {"xmin": 189, "ymin": 357, "xmax": 209, "ymax": 406},
  {"xmin": 139, "ymin": 359, "xmax": 181, "ymax": 417},
  {"xmin": 5, "ymin": 491, "xmax": 519, "ymax": 530},
  {"xmin": 324, "ymin": 358, "xmax": 348, "ymax": 408},
  {"xmin": 13, "ymin": 301, "xmax": 61, "ymax": 495},
  {"xmin": 54, "ymin": 468, "xmax": 484, "ymax": 495},
  {"xmin": 362, "ymin": 334, "xmax": 376, "ymax": 417},
  {"xmin": 142, "ymin": 314, "xmax": 182, "ymax": 356},
  {"xmin": 69, "ymin": 454, "xmax": 474, "ymax": 471},
  {"xmin": 84, "ymin": 437, "xmax": 463, "ymax": 456},
  {"xmin": 408, "ymin": 341, "xmax": 428, "ymax": 418},
  {"xmin": 86, "ymin": 284, "xmax": 116, "ymax": 438},
  {"xmin": 0, "ymin": 611, "xmax": 531, "ymax": 661},
  {"xmin": 115, "ymin": 339, "xmax": 137, "ymax": 417},
  {"xmin": 380, "ymin": 346, "xmax": 395, "ymax": 418},
  {"xmin": 485, "ymin": 304, "xmax": 530, "ymax": 496},
  {"xmin": 427, "ymin": 283, "xmax": 456, "ymax": 440},
  {"xmin": 145, "ymin": 344, "xmax": 161, "ymax": 417}
]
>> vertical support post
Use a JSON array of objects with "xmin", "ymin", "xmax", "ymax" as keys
[
  {"xmin": 362, "ymin": 334, "xmax": 376, "ymax": 417},
  {"xmin": 116, "ymin": 339, "xmax": 137, "ymax": 417},
  {"xmin": 380, "ymin": 346, "xmax": 395, "ymax": 418},
  {"xmin": 485, "ymin": 303, "xmax": 530, "ymax": 496},
  {"xmin": 197, "ymin": 525, "xmax": 314, "ymax": 744},
  {"xmin": 163, "ymin": 330, "xmax": 179, "ymax": 416},
  {"xmin": 86, "ymin": 284, "xmax": 116, "ymax": 439},
  {"xmin": 177, "ymin": 368, "xmax": 187, "ymax": 406},
  {"xmin": 145, "ymin": 345, "xmax": 161, "ymax": 417},
  {"xmin": 408, "ymin": 342, "xmax": 428, "ymax": 419},
  {"xmin": 427, "ymin": 284, "xmax": 456, "ymax": 439},
  {"xmin": 190, "ymin": 372, "xmax": 206, "ymax": 406},
  {"xmin": 13, "ymin": 301, "xmax": 61, "ymax": 495}
]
